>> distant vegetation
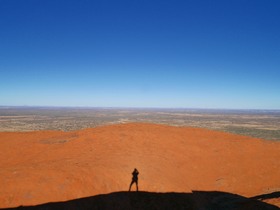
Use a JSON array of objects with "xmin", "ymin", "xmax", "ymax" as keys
[{"xmin": 0, "ymin": 107, "xmax": 279, "ymax": 140}]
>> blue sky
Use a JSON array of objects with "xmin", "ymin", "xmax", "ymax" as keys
[{"xmin": 0, "ymin": 0, "xmax": 279, "ymax": 109}]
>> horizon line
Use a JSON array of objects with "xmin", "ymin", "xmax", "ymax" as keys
[{"xmin": 0, "ymin": 105, "xmax": 279, "ymax": 111}]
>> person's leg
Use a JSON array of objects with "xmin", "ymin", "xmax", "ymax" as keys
[
  {"xmin": 129, "ymin": 180, "xmax": 134, "ymax": 191},
  {"xmin": 136, "ymin": 180, "xmax": 138, "ymax": 191}
]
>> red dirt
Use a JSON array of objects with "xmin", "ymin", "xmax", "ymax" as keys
[{"xmin": 0, "ymin": 123, "xmax": 279, "ymax": 208}]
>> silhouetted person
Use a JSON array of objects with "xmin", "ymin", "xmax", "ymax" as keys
[{"xmin": 129, "ymin": 168, "xmax": 139, "ymax": 191}]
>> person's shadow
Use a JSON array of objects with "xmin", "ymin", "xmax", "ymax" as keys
[{"xmin": 129, "ymin": 168, "xmax": 139, "ymax": 191}]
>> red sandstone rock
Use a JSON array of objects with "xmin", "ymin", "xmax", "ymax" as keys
[{"xmin": 0, "ymin": 123, "xmax": 279, "ymax": 208}]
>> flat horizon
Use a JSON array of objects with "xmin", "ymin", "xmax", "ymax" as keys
[{"xmin": 1, "ymin": 105, "xmax": 280, "ymax": 111}]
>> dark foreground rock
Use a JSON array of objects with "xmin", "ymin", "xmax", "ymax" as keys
[{"xmin": 2, "ymin": 191, "xmax": 279, "ymax": 210}]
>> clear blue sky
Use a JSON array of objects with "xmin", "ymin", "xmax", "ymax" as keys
[{"xmin": 0, "ymin": 0, "xmax": 279, "ymax": 109}]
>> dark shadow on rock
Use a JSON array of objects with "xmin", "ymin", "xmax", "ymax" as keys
[
  {"xmin": 251, "ymin": 191, "xmax": 280, "ymax": 201},
  {"xmin": 1, "ymin": 191, "xmax": 279, "ymax": 210}
]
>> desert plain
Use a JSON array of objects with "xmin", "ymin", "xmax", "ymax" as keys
[{"xmin": 0, "ymin": 107, "xmax": 280, "ymax": 209}]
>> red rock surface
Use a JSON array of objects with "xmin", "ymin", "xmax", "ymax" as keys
[{"xmin": 0, "ymin": 123, "xmax": 279, "ymax": 208}]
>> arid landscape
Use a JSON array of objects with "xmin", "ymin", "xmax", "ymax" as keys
[
  {"xmin": 0, "ymin": 107, "xmax": 280, "ymax": 140},
  {"xmin": 2, "ymin": 0, "xmax": 280, "ymax": 209},
  {"xmin": 0, "ymin": 109, "xmax": 280, "ymax": 209}
]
